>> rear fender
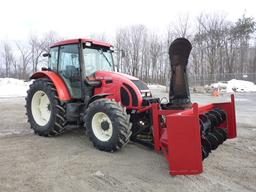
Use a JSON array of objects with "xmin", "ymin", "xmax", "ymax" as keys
[{"xmin": 30, "ymin": 71, "xmax": 72, "ymax": 101}]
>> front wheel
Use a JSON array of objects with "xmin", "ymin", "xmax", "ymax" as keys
[
  {"xmin": 25, "ymin": 79, "xmax": 67, "ymax": 136},
  {"xmin": 84, "ymin": 99, "xmax": 132, "ymax": 152}
]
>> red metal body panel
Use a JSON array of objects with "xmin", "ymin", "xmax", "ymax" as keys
[
  {"xmin": 151, "ymin": 95, "xmax": 237, "ymax": 175},
  {"xmin": 164, "ymin": 103, "xmax": 203, "ymax": 175},
  {"xmin": 30, "ymin": 71, "xmax": 71, "ymax": 101},
  {"xmin": 51, "ymin": 38, "xmax": 112, "ymax": 48},
  {"xmin": 93, "ymin": 71, "xmax": 143, "ymax": 109}
]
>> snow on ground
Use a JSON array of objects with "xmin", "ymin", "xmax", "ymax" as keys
[
  {"xmin": 0, "ymin": 78, "xmax": 255, "ymax": 98},
  {"xmin": 147, "ymin": 84, "xmax": 168, "ymax": 97},
  {"xmin": 0, "ymin": 79, "xmax": 168, "ymax": 98},
  {"xmin": 0, "ymin": 78, "xmax": 31, "ymax": 97},
  {"xmin": 211, "ymin": 79, "xmax": 256, "ymax": 93},
  {"xmin": 147, "ymin": 84, "xmax": 167, "ymax": 90}
]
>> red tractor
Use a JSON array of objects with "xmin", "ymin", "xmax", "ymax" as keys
[{"xmin": 26, "ymin": 38, "xmax": 237, "ymax": 175}]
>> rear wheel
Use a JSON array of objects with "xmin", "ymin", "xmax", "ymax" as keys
[
  {"xmin": 31, "ymin": 90, "xmax": 51, "ymax": 126},
  {"xmin": 84, "ymin": 99, "xmax": 132, "ymax": 152},
  {"xmin": 25, "ymin": 78, "xmax": 67, "ymax": 136}
]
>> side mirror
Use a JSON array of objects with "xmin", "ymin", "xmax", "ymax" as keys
[
  {"xmin": 41, "ymin": 67, "xmax": 50, "ymax": 71},
  {"xmin": 42, "ymin": 53, "xmax": 51, "ymax": 57}
]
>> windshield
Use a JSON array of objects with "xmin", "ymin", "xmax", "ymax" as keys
[{"xmin": 83, "ymin": 47, "xmax": 114, "ymax": 76}]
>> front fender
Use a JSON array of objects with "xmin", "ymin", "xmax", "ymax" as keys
[
  {"xmin": 87, "ymin": 93, "xmax": 112, "ymax": 107},
  {"xmin": 30, "ymin": 71, "xmax": 71, "ymax": 101}
]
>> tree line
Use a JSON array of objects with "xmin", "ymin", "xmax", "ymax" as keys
[
  {"xmin": 0, "ymin": 31, "xmax": 61, "ymax": 79},
  {"xmin": 1, "ymin": 13, "xmax": 256, "ymax": 85},
  {"xmin": 115, "ymin": 13, "xmax": 256, "ymax": 85}
]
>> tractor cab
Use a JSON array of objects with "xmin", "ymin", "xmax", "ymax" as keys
[{"xmin": 46, "ymin": 39, "xmax": 115, "ymax": 99}]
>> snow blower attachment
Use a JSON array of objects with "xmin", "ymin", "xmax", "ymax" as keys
[{"xmin": 150, "ymin": 38, "xmax": 237, "ymax": 175}]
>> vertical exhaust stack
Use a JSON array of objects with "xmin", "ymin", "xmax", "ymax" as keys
[{"xmin": 167, "ymin": 38, "xmax": 192, "ymax": 109}]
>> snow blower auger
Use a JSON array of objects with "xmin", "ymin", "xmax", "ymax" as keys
[{"xmin": 26, "ymin": 37, "xmax": 236, "ymax": 176}]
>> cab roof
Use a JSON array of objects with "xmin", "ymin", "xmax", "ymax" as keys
[{"xmin": 51, "ymin": 38, "xmax": 112, "ymax": 48}]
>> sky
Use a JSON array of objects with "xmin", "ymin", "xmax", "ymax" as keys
[{"xmin": 0, "ymin": 0, "xmax": 256, "ymax": 42}]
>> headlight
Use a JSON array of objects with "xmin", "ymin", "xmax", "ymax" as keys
[
  {"xmin": 141, "ymin": 91, "xmax": 152, "ymax": 97},
  {"xmin": 141, "ymin": 92, "xmax": 146, "ymax": 97}
]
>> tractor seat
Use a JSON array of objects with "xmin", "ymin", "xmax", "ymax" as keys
[
  {"xmin": 65, "ymin": 65, "xmax": 80, "ymax": 80},
  {"xmin": 59, "ymin": 65, "xmax": 82, "ymax": 98}
]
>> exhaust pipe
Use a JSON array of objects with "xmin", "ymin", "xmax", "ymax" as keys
[{"xmin": 164, "ymin": 38, "xmax": 192, "ymax": 109}]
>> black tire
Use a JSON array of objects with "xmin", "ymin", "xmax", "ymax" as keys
[
  {"xmin": 25, "ymin": 78, "xmax": 67, "ymax": 136},
  {"xmin": 84, "ymin": 99, "xmax": 132, "ymax": 152}
]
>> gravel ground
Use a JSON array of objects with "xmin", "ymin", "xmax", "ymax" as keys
[{"xmin": 0, "ymin": 90, "xmax": 256, "ymax": 192}]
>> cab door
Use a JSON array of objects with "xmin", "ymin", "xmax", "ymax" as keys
[{"xmin": 58, "ymin": 44, "xmax": 82, "ymax": 99}]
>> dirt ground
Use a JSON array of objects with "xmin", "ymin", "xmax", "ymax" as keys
[{"xmin": 0, "ymin": 90, "xmax": 256, "ymax": 192}]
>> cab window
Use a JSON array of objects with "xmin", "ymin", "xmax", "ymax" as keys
[
  {"xmin": 58, "ymin": 44, "xmax": 81, "ymax": 98},
  {"xmin": 49, "ymin": 47, "xmax": 58, "ymax": 71}
]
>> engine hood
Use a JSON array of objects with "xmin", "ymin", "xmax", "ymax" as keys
[
  {"xmin": 93, "ymin": 71, "xmax": 151, "ymax": 109},
  {"xmin": 95, "ymin": 71, "xmax": 139, "ymax": 81},
  {"xmin": 94, "ymin": 71, "xmax": 150, "ymax": 93}
]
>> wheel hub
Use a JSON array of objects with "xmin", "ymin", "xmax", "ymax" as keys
[
  {"xmin": 31, "ymin": 90, "xmax": 51, "ymax": 126},
  {"xmin": 101, "ymin": 121, "xmax": 109, "ymax": 131},
  {"xmin": 91, "ymin": 112, "xmax": 113, "ymax": 142}
]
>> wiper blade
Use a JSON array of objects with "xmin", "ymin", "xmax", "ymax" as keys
[{"xmin": 97, "ymin": 50, "xmax": 112, "ymax": 67}]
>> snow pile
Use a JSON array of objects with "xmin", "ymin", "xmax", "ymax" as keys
[
  {"xmin": 0, "ymin": 78, "xmax": 31, "ymax": 97},
  {"xmin": 211, "ymin": 79, "xmax": 256, "ymax": 93},
  {"xmin": 147, "ymin": 84, "xmax": 167, "ymax": 90}
]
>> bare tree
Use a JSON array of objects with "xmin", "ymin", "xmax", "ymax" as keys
[
  {"xmin": 173, "ymin": 14, "xmax": 190, "ymax": 38},
  {"xmin": 1, "ymin": 41, "xmax": 14, "ymax": 78},
  {"xmin": 0, "ymin": 42, "xmax": 19, "ymax": 78},
  {"xmin": 232, "ymin": 14, "xmax": 255, "ymax": 73},
  {"xmin": 196, "ymin": 14, "xmax": 227, "ymax": 76},
  {"xmin": 115, "ymin": 29, "xmax": 126, "ymax": 72},
  {"xmin": 29, "ymin": 34, "xmax": 46, "ymax": 73},
  {"xmin": 149, "ymin": 34, "xmax": 162, "ymax": 82},
  {"xmin": 16, "ymin": 42, "xmax": 31, "ymax": 79},
  {"xmin": 128, "ymin": 25, "xmax": 147, "ymax": 77},
  {"xmin": 41, "ymin": 31, "xmax": 62, "ymax": 53}
]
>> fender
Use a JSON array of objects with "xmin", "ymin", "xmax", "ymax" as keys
[
  {"xmin": 30, "ymin": 71, "xmax": 72, "ymax": 101},
  {"xmin": 87, "ymin": 93, "xmax": 112, "ymax": 107}
]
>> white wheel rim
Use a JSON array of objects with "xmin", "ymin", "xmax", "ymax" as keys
[
  {"xmin": 92, "ymin": 112, "xmax": 113, "ymax": 142},
  {"xmin": 31, "ymin": 90, "xmax": 51, "ymax": 126}
]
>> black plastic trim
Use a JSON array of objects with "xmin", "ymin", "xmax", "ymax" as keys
[{"xmin": 123, "ymin": 83, "xmax": 138, "ymax": 106}]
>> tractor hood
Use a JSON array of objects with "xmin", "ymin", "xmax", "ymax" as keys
[
  {"xmin": 94, "ymin": 71, "xmax": 151, "ymax": 108},
  {"xmin": 115, "ymin": 72, "xmax": 139, "ymax": 81},
  {"xmin": 94, "ymin": 71, "xmax": 150, "ymax": 92},
  {"xmin": 94, "ymin": 71, "xmax": 139, "ymax": 81}
]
